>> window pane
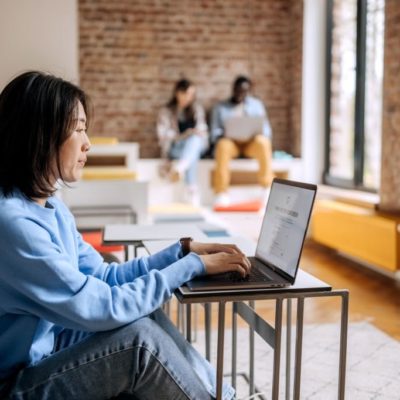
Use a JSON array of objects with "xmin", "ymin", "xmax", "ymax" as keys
[
  {"xmin": 328, "ymin": 0, "xmax": 358, "ymax": 180},
  {"xmin": 363, "ymin": 0, "xmax": 384, "ymax": 189}
]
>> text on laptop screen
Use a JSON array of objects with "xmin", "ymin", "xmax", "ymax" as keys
[{"xmin": 255, "ymin": 182, "xmax": 315, "ymax": 278}]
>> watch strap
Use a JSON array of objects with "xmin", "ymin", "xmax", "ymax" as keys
[{"xmin": 179, "ymin": 237, "xmax": 193, "ymax": 257}]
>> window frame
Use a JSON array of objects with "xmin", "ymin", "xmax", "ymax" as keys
[{"xmin": 324, "ymin": 0, "xmax": 377, "ymax": 192}]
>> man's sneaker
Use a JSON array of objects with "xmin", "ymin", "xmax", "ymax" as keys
[{"xmin": 214, "ymin": 192, "xmax": 230, "ymax": 207}]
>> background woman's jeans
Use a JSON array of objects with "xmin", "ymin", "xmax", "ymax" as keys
[
  {"xmin": 168, "ymin": 135, "xmax": 207, "ymax": 185},
  {"xmin": 6, "ymin": 309, "xmax": 234, "ymax": 400}
]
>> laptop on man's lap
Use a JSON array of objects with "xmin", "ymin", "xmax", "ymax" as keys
[
  {"xmin": 186, "ymin": 179, "xmax": 317, "ymax": 291},
  {"xmin": 224, "ymin": 116, "xmax": 264, "ymax": 141}
]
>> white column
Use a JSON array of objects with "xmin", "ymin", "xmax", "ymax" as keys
[
  {"xmin": 301, "ymin": 0, "xmax": 328, "ymax": 184},
  {"xmin": 0, "ymin": 0, "xmax": 79, "ymax": 90}
]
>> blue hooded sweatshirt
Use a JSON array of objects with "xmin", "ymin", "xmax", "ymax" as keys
[{"xmin": 0, "ymin": 190, "xmax": 205, "ymax": 379}]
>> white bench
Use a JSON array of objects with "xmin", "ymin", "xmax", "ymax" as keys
[{"xmin": 59, "ymin": 142, "xmax": 150, "ymax": 227}]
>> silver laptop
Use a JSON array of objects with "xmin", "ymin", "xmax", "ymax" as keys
[
  {"xmin": 224, "ymin": 116, "xmax": 264, "ymax": 141},
  {"xmin": 186, "ymin": 178, "xmax": 317, "ymax": 291}
]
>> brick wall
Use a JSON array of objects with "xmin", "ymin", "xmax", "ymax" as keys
[
  {"xmin": 79, "ymin": 0, "xmax": 303, "ymax": 157},
  {"xmin": 380, "ymin": 0, "xmax": 400, "ymax": 211}
]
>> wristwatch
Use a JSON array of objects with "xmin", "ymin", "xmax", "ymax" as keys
[{"xmin": 179, "ymin": 237, "xmax": 193, "ymax": 257}]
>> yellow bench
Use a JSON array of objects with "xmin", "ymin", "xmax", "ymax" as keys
[
  {"xmin": 311, "ymin": 199, "xmax": 400, "ymax": 273},
  {"xmin": 89, "ymin": 136, "xmax": 119, "ymax": 145},
  {"xmin": 82, "ymin": 167, "xmax": 137, "ymax": 181}
]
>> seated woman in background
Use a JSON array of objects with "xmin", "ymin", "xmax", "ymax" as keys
[
  {"xmin": 157, "ymin": 79, "xmax": 208, "ymax": 206},
  {"xmin": 0, "ymin": 71, "xmax": 251, "ymax": 400}
]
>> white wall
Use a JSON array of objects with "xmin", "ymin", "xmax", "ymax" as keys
[
  {"xmin": 301, "ymin": 0, "xmax": 328, "ymax": 184},
  {"xmin": 0, "ymin": 0, "xmax": 78, "ymax": 90}
]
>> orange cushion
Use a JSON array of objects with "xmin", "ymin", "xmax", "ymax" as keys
[
  {"xmin": 213, "ymin": 199, "xmax": 263, "ymax": 212},
  {"xmin": 82, "ymin": 231, "xmax": 124, "ymax": 253}
]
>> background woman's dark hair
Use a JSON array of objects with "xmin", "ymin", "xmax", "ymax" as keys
[
  {"xmin": 167, "ymin": 78, "xmax": 196, "ymax": 123},
  {"xmin": 0, "ymin": 71, "xmax": 90, "ymax": 200}
]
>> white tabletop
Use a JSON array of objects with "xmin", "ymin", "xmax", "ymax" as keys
[
  {"xmin": 143, "ymin": 236, "xmax": 257, "ymax": 256},
  {"xmin": 103, "ymin": 223, "xmax": 207, "ymax": 244},
  {"xmin": 177, "ymin": 268, "xmax": 332, "ymax": 298}
]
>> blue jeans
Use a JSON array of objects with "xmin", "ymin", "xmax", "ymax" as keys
[
  {"xmin": 168, "ymin": 135, "xmax": 206, "ymax": 185},
  {"xmin": 5, "ymin": 309, "xmax": 234, "ymax": 400}
]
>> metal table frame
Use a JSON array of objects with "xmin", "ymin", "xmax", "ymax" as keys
[
  {"xmin": 103, "ymin": 234, "xmax": 349, "ymax": 398},
  {"xmin": 179, "ymin": 289, "xmax": 349, "ymax": 400}
]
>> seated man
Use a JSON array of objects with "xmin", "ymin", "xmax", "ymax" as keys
[{"xmin": 210, "ymin": 76, "xmax": 273, "ymax": 206}]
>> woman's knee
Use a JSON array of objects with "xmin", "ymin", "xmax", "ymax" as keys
[
  {"xmin": 186, "ymin": 134, "xmax": 206, "ymax": 153},
  {"xmin": 109, "ymin": 317, "xmax": 165, "ymax": 351}
]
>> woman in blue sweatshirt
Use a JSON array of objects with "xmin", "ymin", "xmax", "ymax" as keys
[{"xmin": 0, "ymin": 71, "xmax": 251, "ymax": 399}]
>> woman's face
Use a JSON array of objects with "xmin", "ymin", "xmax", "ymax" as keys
[
  {"xmin": 176, "ymin": 86, "xmax": 196, "ymax": 108},
  {"xmin": 57, "ymin": 101, "xmax": 91, "ymax": 183}
]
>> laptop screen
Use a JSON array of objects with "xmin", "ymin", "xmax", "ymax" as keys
[{"xmin": 255, "ymin": 180, "xmax": 316, "ymax": 280}]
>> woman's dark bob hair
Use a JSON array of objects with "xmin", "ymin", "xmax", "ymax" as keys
[
  {"xmin": 0, "ymin": 71, "xmax": 90, "ymax": 200},
  {"xmin": 167, "ymin": 78, "xmax": 196, "ymax": 123}
]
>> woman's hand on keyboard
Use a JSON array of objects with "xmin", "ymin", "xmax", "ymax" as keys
[
  {"xmin": 190, "ymin": 242, "xmax": 243, "ymax": 256},
  {"xmin": 199, "ymin": 252, "xmax": 251, "ymax": 277}
]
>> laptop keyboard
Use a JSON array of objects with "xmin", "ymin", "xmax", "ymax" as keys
[{"xmin": 226, "ymin": 260, "xmax": 273, "ymax": 283}]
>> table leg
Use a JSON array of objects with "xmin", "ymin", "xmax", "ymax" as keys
[
  {"xmin": 177, "ymin": 302, "xmax": 186, "ymax": 334},
  {"xmin": 286, "ymin": 298, "xmax": 292, "ymax": 400},
  {"xmin": 216, "ymin": 301, "xmax": 226, "ymax": 400},
  {"xmin": 205, "ymin": 303, "xmax": 212, "ymax": 361},
  {"xmin": 232, "ymin": 302, "xmax": 237, "ymax": 389},
  {"xmin": 249, "ymin": 300, "xmax": 255, "ymax": 395},
  {"xmin": 272, "ymin": 298, "xmax": 283, "ymax": 400},
  {"xmin": 338, "ymin": 292, "xmax": 349, "ymax": 400},
  {"xmin": 186, "ymin": 304, "xmax": 192, "ymax": 343},
  {"xmin": 193, "ymin": 303, "xmax": 198, "ymax": 342},
  {"xmin": 293, "ymin": 297, "xmax": 304, "ymax": 400},
  {"xmin": 177, "ymin": 301, "xmax": 181, "ymax": 331}
]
